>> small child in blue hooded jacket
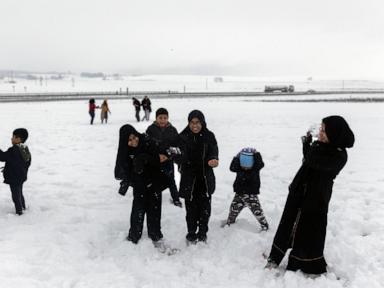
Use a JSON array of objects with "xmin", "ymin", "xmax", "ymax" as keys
[{"xmin": 223, "ymin": 147, "xmax": 268, "ymax": 230}]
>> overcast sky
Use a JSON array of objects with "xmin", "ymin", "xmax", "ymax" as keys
[{"xmin": 1, "ymin": 0, "xmax": 383, "ymax": 78}]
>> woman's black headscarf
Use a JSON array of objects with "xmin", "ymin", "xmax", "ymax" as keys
[
  {"xmin": 117, "ymin": 124, "xmax": 143, "ymax": 157},
  {"xmin": 115, "ymin": 124, "xmax": 144, "ymax": 180},
  {"xmin": 322, "ymin": 115, "xmax": 355, "ymax": 148},
  {"xmin": 187, "ymin": 110, "xmax": 207, "ymax": 131}
]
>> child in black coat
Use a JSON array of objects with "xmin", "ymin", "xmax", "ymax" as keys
[
  {"xmin": 146, "ymin": 108, "xmax": 182, "ymax": 207},
  {"xmin": 0, "ymin": 128, "xmax": 31, "ymax": 215},
  {"xmin": 114, "ymin": 124, "xmax": 166, "ymax": 244},
  {"xmin": 223, "ymin": 147, "xmax": 268, "ymax": 230},
  {"xmin": 178, "ymin": 110, "xmax": 219, "ymax": 243}
]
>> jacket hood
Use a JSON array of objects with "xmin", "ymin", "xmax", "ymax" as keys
[
  {"xmin": 16, "ymin": 143, "xmax": 31, "ymax": 163},
  {"xmin": 322, "ymin": 115, "xmax": 355, "ymax": 148},
  {"xmin": 187, "ymin": 110, "xmax": 207, "ymax": 129},
  {"xmin": 118, "ymin": 124, "xmax": 143, "ymax": 154}
]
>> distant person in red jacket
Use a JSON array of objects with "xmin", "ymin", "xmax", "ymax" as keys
[{"xmin": 89, "ymin": 98, "xmax": 99, "ymax": 125}]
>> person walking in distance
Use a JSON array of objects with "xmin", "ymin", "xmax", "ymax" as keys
[
  {"xmin": 132, "ymin": 98, "xmax": 141, "ymax": 122},
  {"xmin": 141, "ymin": 96, "xmax": 152, "ymax": 121}
]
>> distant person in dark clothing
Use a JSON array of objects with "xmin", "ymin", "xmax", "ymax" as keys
[
  {"xmin": 114, "ymin": 124, "xmax": 167, "ymax": 244},
  {"xmin": 222, "ymin": 147, "xmax": 268, "ymax": 230},
  {"xmin": 146, "ymin": 108, "xmax": 182, "ymax": 207},
  {"xmin": 89, "ymin": 98, "xmax": 99, "ymax": 125},
  {"xmin": 132, "ymin": 98, "xmax": 141, "ymax": 122},
  {"xmin": 265, "ymin": 116, "xmax": 355, "ymax": 275},
  {"xmin": 141, "ymin": 96, "xmax": 152, "ymax": 121},
  {"xmin": 0, "ymin": 128, "xmax": 32, "ymax": 215},
  {"xmin": 177, "ymin": 110, "xmax": 219, "ymax": 243}
]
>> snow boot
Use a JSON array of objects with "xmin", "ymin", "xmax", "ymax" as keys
[{"xmin": 172, "ymin": 199, "xmax": 183, "ymax": 208}]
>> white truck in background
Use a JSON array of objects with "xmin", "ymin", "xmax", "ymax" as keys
[{"xmin": 264, "ymin": 85, "xmax": 295, "ymax": 93}]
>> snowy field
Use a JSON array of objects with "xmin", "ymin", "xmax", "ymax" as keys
[{"xmin": 0, "ymin": 97, "xmax": 383, "ymax": 288}]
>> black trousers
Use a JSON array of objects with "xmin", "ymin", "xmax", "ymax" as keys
[
  {"xmin": 89, "ymin": 111, "xmax": 95, "ymax": 125},
  {"xmin": 135, "ymin": 110, "xmax": 140, "ymax": 122},
  {"xmin": 161, "ymin": 161, "xmax": 179, "ymax": 202},
  {"xmin": 128, "ymin": 185, "xmax": 163, "ymax": 243},
  {"xmin": 184, "ymin": 178, "xmax": 211, "ymax": 236},
  {"xmin": 10, "ymin": 184, "xmax": 26, "ymax": 214}
]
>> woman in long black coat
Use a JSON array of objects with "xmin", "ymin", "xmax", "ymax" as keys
[
  {"xmin": 177, "ymin": 110, "xmax": 219, "ymax": 243},
  {"xmin": 266, "ymin": 115, "xmax": 355, "ymax": 274},
  {"xmin": 114, "ymin": 124, "xmax": 166, "ymax": 244}
]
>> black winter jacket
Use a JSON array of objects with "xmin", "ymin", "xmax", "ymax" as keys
[
  {"xmin": 114, "ymin": 125, "xmax": 166, "ymax": 195},
  {"xmin": 133, "ymin": 99, "xmax": 141, "ymax": 111},
  {"xmin": 141, "ymin": 98, "xmax": 152, "ymax": 112},
  {"xmin": 0, "ymin": 144, "xmax": 31, "ymax": 185},
  {"xmin": 177, "ymin": 126, "xmax": 218, "ymax": 199},
  {"xmin": 146, "ymin": 122, "xmax": 179, "ymax": 155},
  {"xmin": 289, "ymin": 140, "xmax": 347, "ymax": 213},
  {"xmin": 230, "ymin": 152, "xmax": 264, "ymax": 194}
]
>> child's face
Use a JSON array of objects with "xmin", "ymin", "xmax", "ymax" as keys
[
  {"xmin": 318, "ymin": 123, "xmax": 329, "ymax": 143},
  {"xmin": 189, "ymin": 118, "xmax": 202, "ymax": 134},
  {"xmin": 128, "ymin": 134, "xmax": 139, "ymax": 147},
  {"xmin": 11, "ymin": 135, "xmax": 22, "ymax": 145},
  {"xmin": 156, "ymin": 114, "xmax": 169, "ymax": 128}
]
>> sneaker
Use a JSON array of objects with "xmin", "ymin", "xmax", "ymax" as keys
[
  {"xmin": 261, "ymin": 225, "xmax": 269, "ymax": 231},
  {"xmin": 197, "ymin": 233, "xmax": 207, "ymax": 242},
  {"xmin": 126, "ymin": 235, "xmax": 139, "ymax": 244},
  {"xmin": 261, "ymin": 222, "xmax": 269, "ymax": 231},
  {"xmin": 153, "ymin": 239, "xmax": 164, "ymax": 249},
  {"xmin": 172, "ymin": 200, "xmax": 183, "ymax": 208},
  {"xmin": 220, "ymin": 220, "xmax": 231, "ymax": 228},
  {"xmin": 186, "ymin": 232, "xmax": 197, "ymax": 242},
  {"xmin": 264, "ymin": 260, "xmax": 278, "ymax": 270}
]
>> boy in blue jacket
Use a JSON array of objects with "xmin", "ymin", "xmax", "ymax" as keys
[{"xmin": 0, "ymin": 128, "xmax": 31, "ymax": 215}]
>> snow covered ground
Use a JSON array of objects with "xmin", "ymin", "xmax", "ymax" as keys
[{"xmin": 0, "ymin": 97, "xmax": 383, "ymax": 288}]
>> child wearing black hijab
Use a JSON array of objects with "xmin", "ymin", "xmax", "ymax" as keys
[
  {"xmin": 114, "ymin": 124, "xmax": 166, "ymax": 244},
  {"xmin": 265, "ymin": 115, "xmax": 355, "ymax": 275},
  {"xmin": 178, "ymin": 110, "xmax": 219, "ymax": 243}
]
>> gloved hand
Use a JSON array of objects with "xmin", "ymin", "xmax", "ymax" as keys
[
  {"xmin": 118, "ymin": 180, "xmax": 129, "ymax": 196},
  {"xmin": 301, "ymin": 131, "xmax": 313, "ymax": 144}
]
